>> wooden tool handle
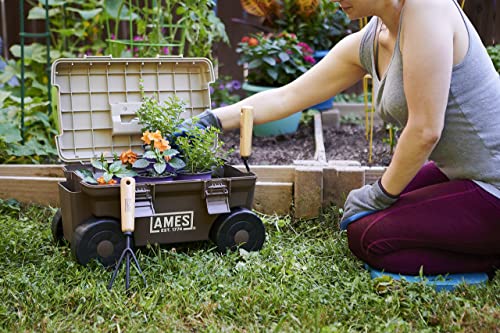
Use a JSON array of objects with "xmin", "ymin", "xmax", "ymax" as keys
[
  {"xmin": 240, "ymin": 106, "xmax": 254, "ymax": 158},
  {"xmin": 120, "ymin": 177, "xmax": 136, "ymax": 233}
]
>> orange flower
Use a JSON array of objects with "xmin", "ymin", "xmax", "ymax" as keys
[
  {"xmin": 97, "ymin": 176, "xmax": 117, "ymax": 185},
  {"xmin": 154, "ymin": 138, "xmax": 171, "ymax": 152},
  {"xmin": 164, "ymin": 155, "xmax": 172, "ymax": 162},
  {"xmin": 150, "ymin": 130, "xmax": 163, "ymax": 142},
  {"xmin": 120, "ymin": 149, "xmax": 138, "ymax": 165},
  {"xmin": 141, "ymin": 130, "xmax": 152, "ymax": 145},
  {"xmin": 248, "ymin": 37, "xmax": 258, "ymax": 46}
]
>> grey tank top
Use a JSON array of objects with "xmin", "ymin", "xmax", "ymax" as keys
[{"xmin": 359, "ymin": 0, "xmax": 500, "ymax": 198}]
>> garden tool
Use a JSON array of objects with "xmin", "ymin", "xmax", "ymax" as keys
[
  {"xmin": 108, "ymin": 177, "xmax": 147, "ymax": 291},
  {"xmin": 240, "ymin": 106, "xmax": 254, "ymax": 173}
]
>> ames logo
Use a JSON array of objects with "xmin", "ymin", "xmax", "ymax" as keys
[{"xmin": 149, "ymin": 211, "xmax": 195, "ymax": 233}]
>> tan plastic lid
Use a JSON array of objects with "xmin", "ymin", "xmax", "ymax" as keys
[{"xmin": 51, "ymin": 56, "xmax": 215, "ymax": 162}]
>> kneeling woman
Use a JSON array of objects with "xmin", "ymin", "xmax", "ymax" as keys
[{"xmin": 180, "ymin": 0, "xmax": 500, "ymax": 275}]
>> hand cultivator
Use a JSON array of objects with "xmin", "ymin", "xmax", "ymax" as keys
[{"xmin": 108, "ymin": 177, "xmax": 147, "ymax": 291}]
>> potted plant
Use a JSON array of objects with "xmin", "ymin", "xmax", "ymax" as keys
[
  {"xmin": 236, "ymin": 32, "xmax": 316, "ymax": 136},
  {"xmin": 132, "ymin": 130, "xmax": 186, "ymax": 182},
  {"xmin": 77, "ymin": 152, "xmax": 138, "ymax": 185},
  {"xmin": 239, "ymin": 0, "xmax": 353, "ymax": 111},
  {"xmin": 174, "ymin": 124, "xmax": 229, "ymax": 180}
]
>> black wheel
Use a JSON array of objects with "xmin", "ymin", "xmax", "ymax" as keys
[
  {"xmin": 71, "ymin": 217, "xmax": 126, "ymax": 267},
  {"xmin": 51, "ymin": 209, "xmax": 64, "ymax": 245},
  {"xmin": 210, "ymin": 208, "xmax": 265, "ymax": 253}
]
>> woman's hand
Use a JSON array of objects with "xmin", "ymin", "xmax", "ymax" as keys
[{"xmin": 340, "ymin": 179, "xmax": 399, "ymax": 230}]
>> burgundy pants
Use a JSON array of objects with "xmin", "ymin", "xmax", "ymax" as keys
[{"xmin": 347, "ymin": 162, "xmax": 500, "ymax": 275}]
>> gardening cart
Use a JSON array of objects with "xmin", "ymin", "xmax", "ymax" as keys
[{"xmin": 50, "ymin": 56, "xmax": 265, "ymax": 268}]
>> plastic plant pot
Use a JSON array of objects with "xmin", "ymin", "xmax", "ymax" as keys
[
  {"xmin": 309, "ymin": 50, "xmax": 335, "ymax": 111},
  {"xmin": 242, "ymin": 82, "xmax": 302, "ymax": 137},
  {"xmin": 174, "ymin": 170, "xmax": 212, "ymax": 181}
]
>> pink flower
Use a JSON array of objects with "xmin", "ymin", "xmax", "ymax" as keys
[
  {"xmin": 304, "ymin": 55, "xmax": 316, "ymax": 64},
  {"xmin": 298, "ymin": 42, "xmax": 313, "ymax": 54}
]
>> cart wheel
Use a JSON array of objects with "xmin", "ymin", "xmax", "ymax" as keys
[
  {"xmin": 210, "ymin": 208, "xmax": 265, "ymax": 253},
  {"xmin": 51, "ymin": 209, "xmax": 64, "ymax": 245},
  {"xmin": 71, "ymin": 218, "xmax": 126, "ymax": 267}
]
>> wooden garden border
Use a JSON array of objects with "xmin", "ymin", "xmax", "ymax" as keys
[{"xmin": 0, "ymin": 105, "xmax": 386, "ymax": 218}]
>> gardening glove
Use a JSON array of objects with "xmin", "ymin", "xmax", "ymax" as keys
[
  {"xmin": 339, "ymin": 179, "xmax": 399, "ymax": 230},
  {"xmin": 174, "ymin": 109, "xmax": 222, "ymax": 137}
]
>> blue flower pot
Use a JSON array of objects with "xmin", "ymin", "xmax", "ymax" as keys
[{"xmin": 242, "ymin": 82, "xmax": 302, "ymax": 137}]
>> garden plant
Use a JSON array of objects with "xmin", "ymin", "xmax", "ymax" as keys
[{"xmin": 237, "ymin": 32, "xmax": 316, "ymax": 87}]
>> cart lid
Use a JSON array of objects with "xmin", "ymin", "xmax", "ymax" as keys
[{"xmin": 51, "ymin": 56, "xmax": 215, "ymax": 163}]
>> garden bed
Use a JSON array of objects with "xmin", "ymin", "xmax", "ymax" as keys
[{"xmin": 221, "ymin": 122, "xmax": 391, "ymax": 167}]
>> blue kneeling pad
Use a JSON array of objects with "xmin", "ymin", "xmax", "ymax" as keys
[{"xmin": 365, "ymin": 264, "xmax": 488, "ymax": 291}]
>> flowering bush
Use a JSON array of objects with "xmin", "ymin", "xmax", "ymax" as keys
[
  {"xmin": 236, "ymin": 32, "xmax": 316, "ymax": 87},
  {"xmin": 210, "ymin": 76, "xmax": 242, "ymax": 108}
]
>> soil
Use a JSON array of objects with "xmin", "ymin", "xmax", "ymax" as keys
[{"xmin": 220, "ymin": 122, "xmax": 392, "ymax": 167}]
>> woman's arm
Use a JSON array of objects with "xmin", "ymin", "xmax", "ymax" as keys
[
  {"xmin": 214, "ymin": 29, "xmax": 368, "ymax": 130},
  {"xmin": 380, "ymin": 0, "xmax": 454, "ymax": 195}
]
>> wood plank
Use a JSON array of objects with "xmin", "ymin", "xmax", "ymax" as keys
[
  {"xmin": 0, "ymin": 176, "xmax": 64, "ymax": 206},
  {"xmin": 313, "ymin": 113, "xmax": 327, "ymax": 163},
  {"xmin": 364, "ymin": 167, "xmax": 386, "ymax": 185},
  {"xmin": 233, "ymin": 165, "xmax": 296, "ymax": 182},
  {"xmin": 0, "ymin": 164, "xmax": 65, "ymax": 177},
  {"xmin": 253, "ymin": 181, "xmax": 293, "ymax": 216}
]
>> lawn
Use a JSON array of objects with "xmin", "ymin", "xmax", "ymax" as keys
[{"xmin": 0, "ymin": 202, "xmax": 498, "ymax": 332}]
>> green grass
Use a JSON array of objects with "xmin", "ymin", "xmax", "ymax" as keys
[{"xmin": 0, "ymin": 203, "xmax": 499, "ymax": 332}]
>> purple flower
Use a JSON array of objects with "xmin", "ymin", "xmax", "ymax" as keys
[
  {"xmin": 211, "ymin": 102, "xmax": 216, "ymax": 108},
  {"xmin": 231, "ymin": 80, "xmax": 241, "ymax": 90},
  {"xmin": 219, "ymin": 83, "xmax": 225, "ymax": 90},
  {"xmin": 110, "ymin": 34, "xmax": 116, "ymax": 40},
  {"xmin": 133, "ymin": 36, "xmax": 143, "ymax": 41},
  {"xmin": 209, "ymin": 86, "xmax": 215, "ymax": 95},
  {"xmin": 225, "ymin": 83, "xmax": 234, "ymax": 92},
  {"xmin": 163, "ymin": 47, "xmax": 169, "ymax": 55},
  {"xmin": 220, "ymin": 103, "xmax": 228, "ymax": 107}
]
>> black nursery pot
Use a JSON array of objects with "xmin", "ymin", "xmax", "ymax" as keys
[{"xmin": 174, "ymin": 170, "xmax": 212, "ymax": 181}]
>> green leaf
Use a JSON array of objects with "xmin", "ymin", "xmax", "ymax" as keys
[
  {"xmin": 266, "ymin": 68, "xmax": 279, "ymax": 81},
  {"xmin": 116, "ymin": 169, "xmax": 137, "ymax": 178},
  {"xmin": 91, "ymin": 159, "xmax": 105, "ymax": 170},
  {"xmin": 143, "ymin": 151, "xmax": 156, "ymax": 159},
  {"xmin": 76, "ymin": 169, "xmax": 94, "ymax": 179},
  {"xmin": 0, "ymin": 61, "xmax": 17, "ymax": 85},
  {"xmin": 278, "ymin": 52, "xmax": 290, "ymax": 63},
  {"xmin": 66, "ymin": 8, "xmax": 102, "ymax": 20},
  {"xmin": 83, "ymin": 176, "xmax": 98, "ymax": 184},
  {"xmin": 168, "ymin": 157, "xmax": 186, "ymax": 170},
  {"xmin": 132, "ymin": 159, "xmax": 149, "ymax": 169},
  {"xmin": 103, "ymin": 172, "xmax": 113, "ymax": 182},
  {"xmin": 263, "ymin": 56, "xmax": 276, "ymax": 66},
  {"xmin": 104, "ymin": 0, "xmax": 138, "ymax": 20},
  {"xmin": 0, "ymin": 91, "xmax": 11, "ymax": 106},
  {"xmin": 109, "ymin": 161, "xmax": 123, "ymax": 173},
  {"xmin": 0, "ymin": 123, "xmax": 22, "ymax": 143},
  {"xmin": 28, "ymin": 7, "xmax": 60, "ymax": 20},
  {"xmin": 247, "ymin": 59, "xmax": 262, "ymax": 69},
  {"xmin": 163, "ymin": 148, "xmax": 179, "ymax": 157},
  {"xmin": 153, "ymin": 162, "xmax": 166, "ymax": 175}
]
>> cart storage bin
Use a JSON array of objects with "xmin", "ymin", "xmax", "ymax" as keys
[{"xmin": 51, "ymin": 57, "xmax": 265, "ymax": 265}]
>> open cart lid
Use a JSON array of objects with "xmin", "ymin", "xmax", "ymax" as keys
[{"xmin": 51, "ymin": 56, "xmax": 215, "ymax": 163}]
